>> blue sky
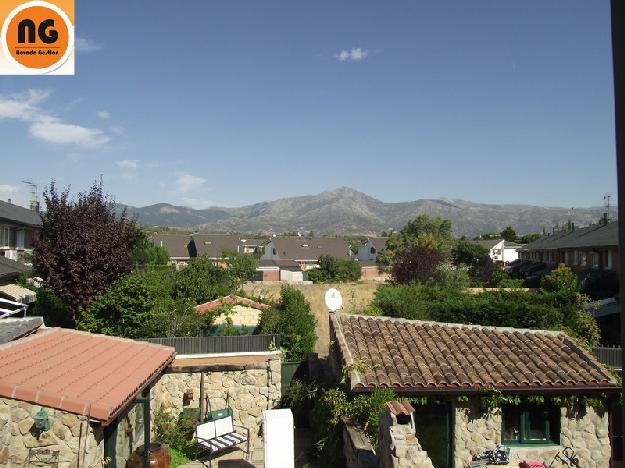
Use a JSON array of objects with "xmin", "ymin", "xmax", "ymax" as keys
[{"xmin": 0, "ymin": 0, "xmax": 617, "ymax": 209}]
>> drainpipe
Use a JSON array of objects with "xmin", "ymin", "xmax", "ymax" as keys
[
  {"xmin": 610, "ymin": 0, "xmax": 625, "ymax": 462},
  {"xmin": 135, "ymin": 388, "xmax": 151, "ymax": 468}
]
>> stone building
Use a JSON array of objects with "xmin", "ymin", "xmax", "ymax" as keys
[
  {"xmin": 330, "ymin": 312, "xmax": 620, "ymax": 468},
  {"xmin": 0, "ymin": 321, "xmax": 175, "ymax": 467}
]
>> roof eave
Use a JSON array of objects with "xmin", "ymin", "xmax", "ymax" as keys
[{"xmin": 350, "ymin": 384, "xmax": 621, "ymax": 396}]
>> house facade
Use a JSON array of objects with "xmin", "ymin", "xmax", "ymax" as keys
[
  {"xmin": 330, "ymin": 313, "xmax": 620, "ymax": 468},
  {"xmin": 357, "ymin": 237, "xmax": 389, "ymax": 262},
  {"xmin": 518, "ymin": 221, "xmax": 619, "ymax": 274},
  {"xmin": 0, "ymin": 200, "xmax": 41, "ymax": 262},
  {"xmin": 261, "ymin": 236, "xmax": 351, "ymax": 270},
  {"xmin": 472, "ymin": 238, "xmax": 522, "ymax": 264}
]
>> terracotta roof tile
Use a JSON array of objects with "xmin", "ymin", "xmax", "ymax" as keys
[
  {"xmin": 0, "ymin": 329, "xmax": 175, "ymax": 423},
  {"xmin": 194, "ymin": 295, "xmax": 270, "ymax": 314},
  {"xmin": 330, "ymin": 313, "xmax": 619, "ymax": 393}
]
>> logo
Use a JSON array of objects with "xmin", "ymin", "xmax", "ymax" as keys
[{"xmin": 1, "ymin": 0, "xmax": 74, "ymax": 75}]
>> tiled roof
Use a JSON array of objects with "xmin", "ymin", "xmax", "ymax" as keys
[
  {"xmin": 0, "ymin": 200, "xmax": 41, "ymax": 227},
  {"xmin": 471, "ymin": 239, "xmax": 503, "ymax": 250},
  {"xmin": 268, "ymin": 237, "xmax": 351, "ymax": 261},
  {"xmin": 0, "ymin": 317, "xmax": 42, "ymax": 344},
  {"xmin": 257, "ymin": 259, "xmax": 301, "ymax": 269},
  {"xmin": 330, "ymin": 313, "xmax": 618, "ymax": 393},
  {"xmin": 195, "ymin": 294, "xmax": 270, "ymax": 314},
  {"xmin": 0, "ymin": 257, "xmax": 31, "ymax": 281},
  {"xmin": 0, "ymin": 329, "xmax": 175, "ymax": 423},
  {"xmin": 152, "ymin": 234, "xmax": 192, "ymax": 258},
  {"xmin": 192, "ymin": 234, "xmax": 241, "ymax": 258}
]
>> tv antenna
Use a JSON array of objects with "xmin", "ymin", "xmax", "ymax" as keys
[
  {"xmin": 604, "ymin": 193, "xmax": 612, "ymax": 220},
  {"xmin": 21, "ymin": 179, "xmax": 38, "ymax": 206}
]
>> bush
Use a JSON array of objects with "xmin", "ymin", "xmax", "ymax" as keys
[
  {"xmin": 428, "ymin": 263, "xmax": 471, "ymax": 290},
  {"xmin": 154, "ymin": 407, "xmax": 199, "ymax": 460},
  {"xmin": 173, "ymin": 256, "xmax": 238, "ymax": 304},
  {"xmin": 258, "ymin": 286, "xmax": 316, "ymax": 361},
  {"xmin": 308, "ymin": 255, "xmax": 361, "ymax": 283},
  {"xmin": 541, "ymin": 264, "xmax": 579, "ymax": 295},
  {"xmin": 369, "ymin": 283, "xmax": 432, "ymax": 320}
]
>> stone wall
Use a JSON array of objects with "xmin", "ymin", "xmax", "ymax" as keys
[
  {"xmin": 342, "ymin": 420, "xmax": 377, "ymax": 468},
  {"xmin": 213, "ymin": 304, "xmax": 262, "ymax": 327},
  {"xmin": 0, "ymin": 397, "xmax": 104, "ymax": 467},
  {"xmin": 243, "ymin": 282, "xmax": 379, "ymax": 355},
  {"xmin": 377, "ymin": 405, "xmax": 435, "ymax": 468},
  {"xmin": 454, "ymin": 399, "xmax": 611, "ymax": 468},
  {"xmin": 151, "ymin": 355, "xmax": 281, "ymax": 446}
]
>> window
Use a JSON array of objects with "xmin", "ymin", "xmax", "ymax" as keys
[
  {"xmin": 502, "ymin": 404, "xmax": 560, "ymax": 445},
  {"xmin": 0, "ymin": 227, "xmax": 9, "ymax": 247},
  {"xmin": 370, "ymin": 247, "xmax": 376, "ymax": 255},
  {"xmin": 592, "ymin": 252, "xmax": 600, "ymax": 268}
]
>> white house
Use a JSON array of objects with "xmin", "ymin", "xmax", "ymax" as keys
[{"xmin": 472, "ymin": 239, "xmax": 522, "ymax": 264}]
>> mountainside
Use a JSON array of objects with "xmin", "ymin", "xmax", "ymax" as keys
[{"xmin": 118, "ymin": 187, "xmax": 610, "ymax": 237}]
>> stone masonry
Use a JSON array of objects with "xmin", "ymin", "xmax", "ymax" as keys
[
  {"xmin": 454, "ymin": 399, "xmax": 611, "ymax": 468},
  {"xmin": 151, "ymin": 355, "xmax": 281, "ymax": 447},
  {"xmin": 377, "ymin": 403, "xmax": 435, "ymax": 468},
  {"xmin": 0, "ymin": 397, "xmax": 104, "ymax": 468}
]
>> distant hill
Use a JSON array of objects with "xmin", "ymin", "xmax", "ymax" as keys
[{"xmin": 117, "ymin": 187, "xmax": 610, "ymax": 237}]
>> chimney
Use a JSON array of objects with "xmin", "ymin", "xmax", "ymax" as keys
[
  {"xmin": 603, "ymin": 212, "xmax": 609, "ymax": 225},
  {"xmin": 7, "ymin": 198, "xmax": 11, "ymax": 204},
  {"xmin": 571, "ymin": 222, "xmax": 575, "ymax": 232},
  {"xmin": 30, "ymin": 201, "xmax": 40, "ymax": 213}
]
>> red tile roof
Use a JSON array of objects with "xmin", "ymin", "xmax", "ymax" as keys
[
  {"xmin": 194, "ymin": 294, "xmax": 270, "ymax": 314},
  {"xmin": 0, "ymin": 329, "xmax": 175, "ymax": 424},
  {"xmin": 330, "ymin": 313, "xmax": 619, "ymax": 394}
]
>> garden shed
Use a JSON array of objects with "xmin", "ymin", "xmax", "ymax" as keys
[
  {"xmin": 0, "ymin": 325, "xmax": 175, "ymax": 467},
  {"xmin": 330, "ymin": 312, "xmax": 621, "ymax": 468}
]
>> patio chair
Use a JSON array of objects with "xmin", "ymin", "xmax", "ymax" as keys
[{"xmin": 195, "ymin": 415, "xmax": 250, "ymax": 467}]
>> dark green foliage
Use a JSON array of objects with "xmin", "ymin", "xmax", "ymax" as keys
[
  {"xmin": 308, "ymin": 255, "xmax": 361, "ymax": 283},
  {"xmin": 453, "ymin": 240, "xmax": 489, "ymax": 267},
  {"xmin": 132, "ymin": 233, "xmax": 169, "ymax": 266},
  {"xmin": 222, "ymin": 250, "xmax": 259, "ymax": 284},
  {"xmin": 518, "ymin": 233, "xmax": 541, "ymax": 244},
  {"xmin": 33, "ymin": 181, "xmax": 143, "ymax": 326},
  {"xmin": 390, "ymin": 245, "xmax": 444, "ymax": 285},
  {"xmin": 258, "ymin": 286, "xmax": 316, "ymax": 361},
  {"xmin": 78, "ymin": 275, "xmax": 157, "ymax": 338},
  {"xmin": 26, "ymin": 287, "xmax": 72, "ymax": 328},
  {"xmin": 369, "ymin": 283, "xmax": 601, "ymax": 348},
  {"xmin": 580, "ymin": 269, "xmax": 619, "ymax": 300},
  {"xmin": 487, "ymin": 267, "xmax": 524, "ymax": 288},
  {"xmin": 154, "ymin": 407, "xmax": 199, "ymax": 460},
  {"xmin": 500, "ymin": 226, "xmax": 517, "ymax": 242},
  {"xmin": 428, "ymin": 263, "xmax": 471, "ymax": 290},
  {"xmin": 540, "ymin": 264, "xmax": 579, "ymax": 295},
  {"xmin": 378, "ymin": 215, "xmax": 454, "ymax": 265},
  {"xmin": 173, "ymin": 256, "xmax": 238, "ymax": 304}
]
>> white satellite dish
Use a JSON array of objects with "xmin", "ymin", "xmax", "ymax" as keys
[{"xmin": 325, "ymin": 288, "xmax": 343, "ymax": 312}]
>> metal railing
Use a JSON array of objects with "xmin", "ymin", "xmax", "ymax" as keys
[
  {"xmin": 145, "ymin": 334, "xmax": 280, "ymax": 355},
  {"xmin": 592, "ymin": 346, "xmax": 622, "ymax": 369}
]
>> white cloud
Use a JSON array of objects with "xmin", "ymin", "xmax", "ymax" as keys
[
  {"xmin": 336, "ymin": 47, "xmax": 370, "ymax": 62},
  {"xmin": 75, "ymin": 37, "xmax": 104, "ymax": 54},
  {"xmin": 0, "ymin": 89, "xmax": 110, "ymax": 149},
  {"xmin": 0, "ymin": 184, "xmax": 18, "ymax": 195},
  {"xmin": 174, "ymin": 172, "xmax": 207, "ymax": 194},
  {"xmin": 97, "ymin": 110, "xmax": 110, "ymax": 119},
  {"xmin": 116, "ymin": 159, "xmax": 139, "ymax": 169},
  {"xmin": 110, "ymin": 125, "xmax": 126, "ymax": 135}
]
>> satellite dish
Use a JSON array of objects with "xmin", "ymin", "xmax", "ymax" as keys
[{"xmin": 325, "ymin": 288, "xmax": 343, "ymax": 312}]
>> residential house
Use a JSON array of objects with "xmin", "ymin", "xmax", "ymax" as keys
[
  {"xmin": 330, "ymin": 312, "xmax": 619, "ymax": 468},
  {"xmin": 0, "ymin": 199, "xmax": 41, "ymax": 262},
  {"xmin": 472, "ymin": 238, "xmax": 522, "ymax": 264},
  {"xmin": 0, "ymin": 256, "xmax": 36, "ymax": 304},
  {"xmin": 151, "ymin": 234, "xmax": 193, "ymax": 267},
  {"xmin": 0, "ymin": 324, "xmax": 175, "ymax": 467},
  {"xmin": 357, "ymin": 237, "xmax": 390, "ymax": 280},
  {"xmin": 255, "ymin": 258, "xmax": 304, "ymax": 282},
  {"xmin": 262, "ymin": 236, "xmax": 351, "ymax": 271},
  {"xmin": 518, "ymin": 221, "xmax": 619, "ymax": 274}
]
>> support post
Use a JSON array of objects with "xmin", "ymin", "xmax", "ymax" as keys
[
  {"xmin": 136, "ymin": 388, "xmax": 151, "ymax": 468},
  {"xmin": 611, "ymin": 0, "xmax": 625, "ymax": 463}
]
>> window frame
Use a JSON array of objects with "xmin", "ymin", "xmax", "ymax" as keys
[{"xmin": 501, "ymin": 404, "xmax": 560, "ymax": 446}]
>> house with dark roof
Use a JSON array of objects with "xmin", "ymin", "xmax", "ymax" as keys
[
  {"xmin": 357, "ymin": 237, "xmax": 389, "ymax": 262},
  {"xmin": 0, "ymin": 199, "xmax": 41, "ymax": 262},
  {"xmin": 330, "ymin": 312, "xmax": 620, "ymax": 468},
  {"xmin": 518, "ymin": 221, "xmax": 619, "ymax": 274},
  {"xmin": 261, "ymin": 236, "xmax": 351, "ymax": 271},
  {"xmin": 255, "ymin": 258, "xmax": 304, "ymax": 282}
]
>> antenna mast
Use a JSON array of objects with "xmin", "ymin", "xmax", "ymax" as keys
[{"xmin": 21, "ymin": 179, "xmax": 38, "ymax": 211}]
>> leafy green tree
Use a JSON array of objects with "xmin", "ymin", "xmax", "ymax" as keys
[
  {"xmin": 33, "ymin": 181, "xmax": 143, "ymax": 326},
  {"xmin": 453, "ymin": 240, "xmax": 489, "ymax": 266},
  {"xmin": 390, "ymin": 245, "xmax": 444, "ymax": 285},
  {"xmin": 258, "ymin": 286, "xmax": 316, "ymax": 361},
  {"xmin": 518, "ymin": 233, "xmax": 541, "ymax": 244},
  {"xmin": 378, "ymin": 215, "xmax": 454, "ymax": 265},
  {"xmin": 78, "ymin": 275, "xmax": 156, "ymax": 338},
  {"xmin": 173, "ymin": 256, "xmax": 237, "ymax": 304},
  {"xmin": 132, "ymin": 233, "xmax": 169, "ymax": 266},
  {"xmin": 428, "ymin": 263, "xmax": 471, "ymax": 290},
  {"xmin": 499, "ymin": 226, "xmax": 517, "ymax": 242},
  {"xmin": 223, "ymin": 251, "xmax": 258, "ymax": 284},
  {"xmin": 308, "ymin": 255, "xmax": 361, "ymax": 283},
  {"xmin": 487, "ymin": 267, "xmax": 524, "ymax": 288},
  {"xmin": 540, "ymin": 264, "xmax": 579, "ymax": 296}
]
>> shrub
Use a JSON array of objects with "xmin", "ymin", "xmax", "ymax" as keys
[
  {"xmin": 308, "ymin": 255, "xmax": 361, "ymax": 283},
  {"xmin": 428, "ymin": 263, "xmax": 471, "ymax": 290},
  {"xmin": 173, "ymin": 256, "xmax": 238, "ymax": 304},
  {"xmin": 369, "ymin": 283, "xmax": 431, "ymax": 320},
  {"xmin": 258, "ymin": 286, "xmax": 316, "ymax": 361},
  {"xmin": 541, "ymin": 264, "xmax": 579, "ymax": 295}
]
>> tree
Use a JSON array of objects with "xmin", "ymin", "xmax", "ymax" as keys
[
  {"xmin": 518, "ymin": 233, "xmax": 541, "ymax": 244},
  {"xmin": 500, "ymin": 226, "xmax": 517, "ymax": 242},
  {"xmin": 428, "ymin": 263, "xmax": 471, "ymax": 290},
  {"xmin": 540, "ymin": 264, "xmax": 579, "ymax": 296},
  {"xmin": 78, "ymin": 275, "xmax": 157, "ymax": 338},
  {"xmin": 258, "ymin": 286, "xmax": 316, "ymax": 361},
  {"xmin": 378, "ymin": 215, "xmax": 454, "ymax": 265},
  {"xmin": 132, "ymin": 233, "xmax": 169, "ymax": 266},
  {"xmin": 33, "ymin": 181, "xmax": 142, "ymax": 326},
  {"xmin": 222, "ymin": 251, "xmax": 258, "ymax": 285},
  {"xmin": 453, "ymin": 240, "xmax": 489, "ymax": 266},
  {"xmin": 173, "ymin": 256, "xmax": 238, "ymax": 304},
  {"xmin": 308, "ymin": 255, "xmax": 361, "ymax": 283},
  {"xmin": 390, "ymin": 245, "xmax": 444, "ymax": 284}
]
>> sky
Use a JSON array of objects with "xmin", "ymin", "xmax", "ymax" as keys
[{"xmin": 0, "ymin": 1, "xmax": 617, "ymax": 210}]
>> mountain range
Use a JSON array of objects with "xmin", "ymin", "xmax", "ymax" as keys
[{"xmin": 118, "ymin": 187, "xmax": 610, "ymax": 237}]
